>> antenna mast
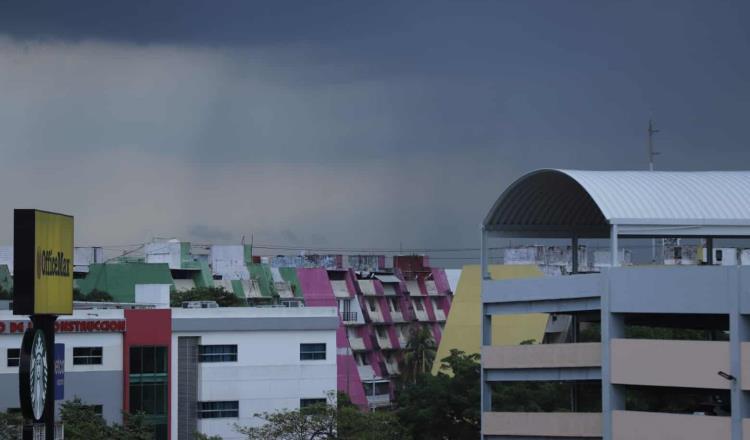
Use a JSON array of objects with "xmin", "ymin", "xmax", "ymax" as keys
[
  {"xmin": 648, "ymin": 119, "xmax": 660, "ymax": 171},
  {"xmin": 648, "ymin": 119, "xmax": 661, "ymax": 263}
]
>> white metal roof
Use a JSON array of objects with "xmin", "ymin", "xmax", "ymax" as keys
[{"xmin": 484, "ymin": 169, "xmax": 750, "ymax": 238}]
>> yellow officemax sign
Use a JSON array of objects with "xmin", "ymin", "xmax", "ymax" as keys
[{"xmin": 13, "ymin": 210, "xmax": 74, "ymax": 315}]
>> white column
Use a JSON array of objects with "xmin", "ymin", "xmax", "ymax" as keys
[{"xmin": 610, "ymin": 224, "xmax": 619, "ymax": 267}]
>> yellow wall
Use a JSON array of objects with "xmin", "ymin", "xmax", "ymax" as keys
[{"xmin": 432, "ymin": 264, "xmax": 548, "ymax": 374}]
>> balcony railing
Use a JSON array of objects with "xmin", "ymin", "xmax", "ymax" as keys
[
  {"xmin": 349, "ymin": 337, "xmax": 366, "ymax": 351},
  {"xmin": 341, "ymin": 311, "xmax": 358, "ymax": 322},
  {"xmin": 377, "ymin": 335, "xmax": 393, "ymax": 350},
  {"xmin": 366, "ymin": 393, "xmax": 391, "ymax": 408}
]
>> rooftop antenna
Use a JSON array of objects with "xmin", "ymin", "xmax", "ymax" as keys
[
  {"xmin": 648, "ymin": 119, "xmax": 660, "ymax": 171},
  {"xmin": 648, "ymin": 119, "xmax": 661, "ymax": 262}
]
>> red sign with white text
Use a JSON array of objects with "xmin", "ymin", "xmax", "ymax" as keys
[{"xmin": 0, "ymin": 320, "xmax": 126, "ymax": 334}]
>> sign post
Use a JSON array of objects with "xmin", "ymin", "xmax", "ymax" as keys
[{"xmin": 13, "ymin": 209, "xmax": 73, "ymax": 440}]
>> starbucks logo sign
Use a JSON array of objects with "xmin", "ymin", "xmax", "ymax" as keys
[
  {"xmin": 30, "ymin": 330, "xmax": 47, "ymax": 420},
  {"xmin": 20, "ymin": 328, "xmax": 48, "ymax": 421}
]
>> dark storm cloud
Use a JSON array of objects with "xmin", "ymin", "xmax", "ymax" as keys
[
  {"xmin": 0, "ymin": 1, "xmax": 406, "ymax": 46},
  {"xmin": 0, "ymin": 1, "xmax": 749, "ymax": 265}
]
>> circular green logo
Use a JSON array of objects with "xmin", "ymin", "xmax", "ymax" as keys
[{"xmin": 30, "ymin": 330, "xmax": 47, "ymax": 420}]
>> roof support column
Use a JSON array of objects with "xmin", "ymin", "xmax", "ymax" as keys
[
  {"xmin": 610, "ymin": 224, "xmax": 619, "ymax": 267},
  {"xmin": 481, "ymin": 226, "xmax": 489, "ymax": 280},
  {"xmin": 706, "ymin": 237, "xmax": 714, "ymax": 265},
  {"xmin": 571, "ymin": 235, "xmax": 579, "ymax": 274}
]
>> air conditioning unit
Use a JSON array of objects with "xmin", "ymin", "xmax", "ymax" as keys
[{"xmin": 182, "ymin": 301, "xmax": 219, "ymax": 309}]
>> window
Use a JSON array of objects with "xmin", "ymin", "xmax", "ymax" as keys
[
  {"xmin": 356, "ymin": 353, "xmax": 370, "ymax": 366},
  {"xmin": 199, "ymin": 345, "xmax": 238, "ymax": 363},
  {"xmin": 73, "ymin": 347, "xmax": 102, "ymax": 365},
  {"xmin": 300, "ymin": 343, "xmax": 326, "ymax": 361},
  {"xmin": 300, "ymin": 398, "xmax": 327, "ymax": 408},
  {"xmin": 716, "ymin": 250, "xmax": 723, "ymax": 262},
  {"xmin": 130, "ymin": 346, "xmax": 168, "ymax": 374},
  {"xmin": 7, "ymin": 348, "xmax": 19, "ymax": 367},
  {"xmin": 198, "ymin": 401, "xmax": 239, "ymax": 419},
  {"xmin": 129, "ymin": 382, "xmax": 167, "ymax": 415},
  {"xmin": 413, "ymin": 298, "xmax": 424, "ymax": 311},
  {"xmin": 368, "ymin": 297, "xmax": 377, "ymax": 312},
  {"xmin": 129, "ymin": 346, "xmax": 168, "ymax": 440},
  {"xmin": 363, "ymin": 381, "xmax": 390, "ymax": 396},
  {"xmin": 390, "ymin": 298, "xmax": 400, "ymax": 312},
  {"xmin": 376, "ymin": 327, "xmax": 388, "ymax": 339}
]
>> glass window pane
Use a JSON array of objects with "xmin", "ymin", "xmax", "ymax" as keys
[
  {"xmin": 198, "ymin": 345, "xmax": 237, "ymax": 362},
  {"xmin": 155, "ymin": 347, "xmax": 167, "ymax": 373},
  {"xmin": 73, "ymin": 347, "xmax": 102, "ymax": 365},
  {"xmin": 142, "ymin": 347, "xmax": 155, "ymax": 374},
  {"xmin": 7, "ymin": 348, "xmax": 19, "ymax": 367},
  {"xmin": 154, "ymin": 383, "xmax": 166, "ymax": 415},
  {"xmin": 129, "ymin": 384, "xmax": 141, "ymax": 413},
  {"xmin": 142, "ymin": 383, "xmax": 155, "ymax": 414},
  {"xmin": 130, "ymin": 347, "xmax": 141, "ymax": 374}
]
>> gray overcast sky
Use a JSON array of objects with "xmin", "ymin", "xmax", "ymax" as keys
[{"xmin": 0, "ymin": 0, "xmax": 748, "ymax": 264}]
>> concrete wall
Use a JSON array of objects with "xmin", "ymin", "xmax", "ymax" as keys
[
  {"xmin": 613, "ymin": 411, "xmax": 730, "ymax": 440},
  {"xmin": 483, "ymin": 343, "xmax": 601, "ymax": 369},
  {"xmin": 608, "ymin": 266, "xmax": 733, "ymax": 314},
  {"xmin": 483, "ymin": 412, "xmax": 602, "ymax": 437},
  {"xmin": 611, "ymin": 339, "xmax": 730, "ymax": 389}
]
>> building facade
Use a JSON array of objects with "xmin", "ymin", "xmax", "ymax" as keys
[
  {"xmin": 0, "ymin": 306, "xmax": 338, "ymax": 440},
  {"xmin": 480, "ymin": 169, "xmax": 750, "ymax": 440}
]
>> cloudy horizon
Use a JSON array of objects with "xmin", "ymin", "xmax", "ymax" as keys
[{"xmin": 1, "ymin": 1, "xmax": 748, "ymax": 265}]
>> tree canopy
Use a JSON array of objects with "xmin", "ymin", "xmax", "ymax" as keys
[
  {"xmin": 234, "ymin": 391, "xmax": 407, "ymax": 440},
  {"xmin": 60, "ymin": 397, "xmax": 153, "ymax": 440},
  {"xmin": 399, "ymin": 325, "xmax": 437, "ymax": 386},
  {"xmin": 0, "ymin": 411, "xmax": 21, "ymax": 440},
  {"xmin": 170, "ymin": 286, "xmax": 246, "ymax": 307},
  {"xmin": 396, "ymin": 350, "xmax": 480, "ymax": 440},
  {"xmin": 73, "ymin": 288, "xmax": 114, "ymax": 302}
]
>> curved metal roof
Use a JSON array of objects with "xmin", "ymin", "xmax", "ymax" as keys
[{"xmin": 484, "ymin": 169, "xmax": 750, "ymax": 238}]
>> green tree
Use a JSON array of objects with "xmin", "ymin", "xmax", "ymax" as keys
[
  {"xmin": 73, "ymin": 289, "xmax": 114, "ymax": 302},
  {"xmin": 235, "ymin": 391, "xmax": 406, "ymax": 440},
  {"xmin": 110, "ymin": 412, "xmax": 153, "ymax": 440},
  {"xmin": 337, "ymin": 406, "xmax": 407, "ymax": 440},
  {"xmin": 0, "ymin": 410, "xmax": 21, "ymax": 440},
  {"xmin": 171, "ymin": 286, "xmax": 246, "ymax": 307},
  {"xmin": 60, "ymin": 398, "xmax": 112, "ymax": 440},
  {"xmin": 399, "ymin": 325, "xmax": 436, "ymax": 385},
  {"xmin": 195, "ymin": 433, "xmax": 223, "ymax": 440},
  {"xmin": 396, "ymin": 350, "xmax": 480, "ymax": 440},
  {"xmin": 60, "ymin": 397, "xmax": 152, "ymax": 440},
  {"xmin": 0, "ymin": 287, "xmax": 11, "ymax": 301}
]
